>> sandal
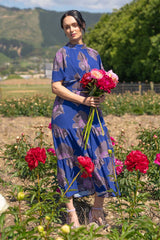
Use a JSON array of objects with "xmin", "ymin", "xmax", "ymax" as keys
[
  {"xmin": 66, "ymin": 208, "xmax": 80, "ymax": 228},
  {"xmin": 89, "ymin": 207, "xmax": 109, "ymax": 228}
]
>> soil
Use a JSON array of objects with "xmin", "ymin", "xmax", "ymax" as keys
[
  {"xmin": 1, "ymin": 114, "xmax": 160, "ymax": 149},
  {"xmin": 0, "ymin": 114, "xmax": 160, "ymax": 234}
]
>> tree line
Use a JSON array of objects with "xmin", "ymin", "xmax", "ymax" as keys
[
  {"xmin": 0, "ymin": 38, "xmax": 34, "ymax": 58},
  {"xmin": 85, "ymin": 0, "xmax": 160, "ymax": 83}
]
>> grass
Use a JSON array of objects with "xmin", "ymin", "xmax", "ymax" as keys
[
  {"xmin": 1, "ymin": 80, "xmax": 160, "ymax": 117},
  {"xmin": 0, "ymin": 82, "xmax": 52, "ymax": 99}
]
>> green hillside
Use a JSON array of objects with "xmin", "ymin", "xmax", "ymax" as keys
[
  {"xmin": 0, "ymin": 6, "xmax": 43, "ymax": 47},
  {"xmin": 0, "ymin": 6, "xmax": 102, "ymax": 55}
]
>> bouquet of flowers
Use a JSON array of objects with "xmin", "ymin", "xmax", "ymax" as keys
[{"xmin": 80, "ymin": 68, "xmax": 119, "ymax": 149}]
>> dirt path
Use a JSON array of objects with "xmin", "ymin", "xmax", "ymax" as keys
[{"xmin": 0, "ymin": 114, "xmax": 159, "ymax": 149}]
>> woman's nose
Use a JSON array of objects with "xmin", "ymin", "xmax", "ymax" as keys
[{"xmin": 70, "ymin": 26, "xmax": 74, "ymax": 32}]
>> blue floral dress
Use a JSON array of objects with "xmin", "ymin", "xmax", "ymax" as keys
[{"xmin": 51, "ymin": 43, "xmax": 119, "ymax": 198}]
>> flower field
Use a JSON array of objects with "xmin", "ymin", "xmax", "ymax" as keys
[
  {"xmin": 0, "ymin": 91, "xmax": 160, "ymax": 117},
  {"xmin": 0, "ymin": 91, "xmax": 160, "ymax": 239}
]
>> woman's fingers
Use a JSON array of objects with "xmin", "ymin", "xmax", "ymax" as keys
[
  {"xmin": 89, "ymin": 97, "xmax": 100, "ymax": 107},
  {"xmin": 84, "ymin": 95, "xmax": 105, "ymax": 107},
  {"xmin": 100, "ymin": 94, "xmax": 105, "ymax": 103}
]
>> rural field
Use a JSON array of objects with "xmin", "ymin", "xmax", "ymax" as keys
[{"xmin": 0, "ymin": 78, "xmax": 160, "ymax": 239}]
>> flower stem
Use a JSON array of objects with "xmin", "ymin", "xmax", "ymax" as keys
[
  {"xmin": 62, "ymin": 170, "xmax": 82, "ymax": 197},
  {"xmin": 18, "ymin": 201, "xmax": 22, "ymax": 222},
  {"xmin": 130, "ymin": 171, "xmax": 139, "ymax": 220},
  {"xmin": 37, "ymin": 169, "xmax": 40, "ymax": 203},
  {"xmin": 37, "ymin": 169, "xmax": 42, "ymax": 223},
  {"xmin": 111, "ymin": 158, "xmax": 123, "ymax": 220},
  {"xmin": 51, "ymin": 169, "xmax": 83, "ymax": 222},
  {"xmin": 83, "ymin": 107, "xmax": 95, "ymax": 149},
  {"xmin": 95, "ymin": 107, "xmax": 104, "ymax": 135}
]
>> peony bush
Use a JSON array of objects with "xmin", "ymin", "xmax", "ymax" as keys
[{"xmin": 1, "ymin": 92, "xmax": 160, "ymax": 117}]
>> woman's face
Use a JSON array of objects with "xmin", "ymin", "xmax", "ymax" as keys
[{"xmin": 62, "ymin": 16, "xmax": 83, "ymax": 44}]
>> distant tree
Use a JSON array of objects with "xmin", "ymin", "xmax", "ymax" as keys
[
  {"xmin": 21, "ymin": 43, "xmax": 34, "ymax": 56},
  {"xmin": 0, "ymin": 38, "xmax": 34, "ymax": 58},
  {"xmin": 85, "ymin": 0, "xmax": 160, "ymax": 82}
]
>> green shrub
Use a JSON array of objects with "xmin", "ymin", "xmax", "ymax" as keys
[{"xmin": 1, "ymin": 92, "xmax": 160, "ymax": 117}]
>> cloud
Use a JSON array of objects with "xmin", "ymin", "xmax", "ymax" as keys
[
  {"xmin": 55, "ymin": 0, "xmax": 132, "ymax": 10},
  {"xmin": 0, "ymin": 0, "xmax": 133, "ymax": 12}
]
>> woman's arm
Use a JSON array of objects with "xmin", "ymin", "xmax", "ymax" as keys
[{"xmin": 52, "ymin": 81, "xmax": 105, "ymax": 108}]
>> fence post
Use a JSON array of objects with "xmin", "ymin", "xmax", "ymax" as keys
[
  {"xmin": 150, "ymin": 81, "xmax": 154, "ymax": 91},
  {"xmin": 138, "ymin": 81, "xmax": 142, "ymax": 95}
]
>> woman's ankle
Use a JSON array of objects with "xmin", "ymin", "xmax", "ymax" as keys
[
  {"xmin": 66, "ymin": 208, "xmax": 76, "ymax": 213},
  {"xmin": 92, "ymin": 207, "xmax": 103, "ymax": 210},
  {"xmin": 67, "ymin": 212, "xmax": 80, "ymax": 227}
]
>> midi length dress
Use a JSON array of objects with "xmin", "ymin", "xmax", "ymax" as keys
[{"xmin": 51, "ymin": 43, "xmax": 119, "ymax": 198}]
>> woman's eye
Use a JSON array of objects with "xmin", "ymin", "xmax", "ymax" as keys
[{"xmin": 72, "ymin": 23, "xmax": 78, "ymax": 27}]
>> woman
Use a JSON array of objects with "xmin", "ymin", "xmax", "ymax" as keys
[{"xmin": 51, "ymin": 10, "xmax": 119, "ymax": 228}]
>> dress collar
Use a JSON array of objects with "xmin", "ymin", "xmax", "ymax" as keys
[{"xmin": 66, "ymin": 42, "xmax": 86, "ymax": 48}]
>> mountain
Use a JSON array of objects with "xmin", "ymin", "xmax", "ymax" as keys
[{"xmin": 0, "ymin": 6, "xmax": 103, "ymax": 59}]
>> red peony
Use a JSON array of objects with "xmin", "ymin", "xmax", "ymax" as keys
[
  {"xmin": 80, "ymin": 72, "xmax": 92, "ymax": 88},
  {"xmin": 95, "ymin": 74, "xmax": 116, "ymax": 93},
  {"xmin": 125, "ymin": 150, "xmax": 149, "ymax": 173},
  {"xmin": 154, "ymin": 153, "xmax": 160, "ymax": 166},
  {"xmin": 25, "ymin": 147, "xmax": 46, "ymax": 170},
  {"xmin": 77, "ymin": 156, "xmax": 94, "ymax": 178},
  {"xmin": 56, "ymin": 187, "xmax": 61, "ymax": 193}
]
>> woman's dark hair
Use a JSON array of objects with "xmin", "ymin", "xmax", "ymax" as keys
[{"xmin": 61, "ymin": 10, "xmax": 86, "ymax": 32}]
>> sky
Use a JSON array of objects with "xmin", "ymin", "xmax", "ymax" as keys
[{"xmin": 0, "ymin": 0, "xmax": 133, "ymax": 13}]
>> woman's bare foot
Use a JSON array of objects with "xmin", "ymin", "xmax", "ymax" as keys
[{"xmin": 89, "ymin": 207, "xmax": 105, "ymax": 226}]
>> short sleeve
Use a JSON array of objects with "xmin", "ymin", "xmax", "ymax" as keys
[
  {"xmin": 52, "ymin": 48, "xmax": 67, "ymax": 82},
  {"xmin": 97, "ymin": 54, "xmax": 104, "ymax": 70}
]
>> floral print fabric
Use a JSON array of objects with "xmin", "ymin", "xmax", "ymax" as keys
[{"xmin": 51, "ymin": 43, "xmax": 119, "ymax": 198}]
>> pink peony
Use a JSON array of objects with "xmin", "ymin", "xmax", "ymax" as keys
[
  {"xmin": 48, "ymin": 123, "xmax": 52, "ymax": 130},
  {"xmin": 96, "ymin": 74, "xmax": 116, "ymax": 93},
  {"xmin": 115, "ymin": 159, "xmax": 124, "ymax": 175},
  {"xmin": 47, "ymin": 148, "xmax": 56, "ymax": 156},
  {"xmin": 106, "ymin": 70, "xmax": 119, "ymax": 86},
  {"xmin": 110, "ymin": 136, "xmax": 116, "ymax": 146},
  {"xmin": 154, "ymin": 153, "xmax": 160, "ymax": 166},
  {"xmin": 153, "ymin": 135, "xmax": 158, "ymax": 139},
  {"xmin": 90, "ymin": 69, "xmax": 104, "ymax": 80}
]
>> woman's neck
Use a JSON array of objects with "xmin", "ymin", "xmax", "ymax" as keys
[{"xmin": 69, "ymin": 38, "xmax": 83, "ymax": 45}]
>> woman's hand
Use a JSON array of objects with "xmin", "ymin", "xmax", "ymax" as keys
[
  {"xmin": 83, "ymin": 95, "xmax": 105, "ymax": 107},
  {"xmin": 51, "ymin": 82, "xmax": 106, "ymax": 107},
  {"xmin": 99, "ymin": 94, "xmax": 105, "ymax": 103}
]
